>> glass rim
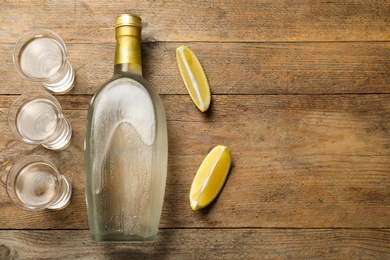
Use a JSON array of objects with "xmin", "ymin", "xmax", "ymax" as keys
[
  {"xmin": 13, "ymin": 29, "xmax": 68, "ymax": 82},
  {"xmin": 7, "ymin": 90, "xmax": 64, "ymax": 144},
  {"xmin": 6, "ymin": 155, "xmax": 62, "ymax": 211}
]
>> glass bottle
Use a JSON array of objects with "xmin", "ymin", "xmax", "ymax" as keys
[{"xmin": 84, "ymin": 14, "xmax": 168, "ymax": 241}]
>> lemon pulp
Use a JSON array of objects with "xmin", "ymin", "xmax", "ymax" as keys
[{"xmin": 176, "ymin": 45, "xmax": 211, "ymax": 112}]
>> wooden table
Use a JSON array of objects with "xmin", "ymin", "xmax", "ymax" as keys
[{"xmin": 1, "ymin": 1, "xmax": 390, "ymax": 259}]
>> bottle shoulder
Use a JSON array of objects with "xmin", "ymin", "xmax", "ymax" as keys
[
  {"xmin": 95, "ymin": 73, "xmax": 156, "ymax": 96},
  {"xmin": 90, "ymin": 76, "xmax": 131, "ymax": 101},
  {"xmin": 87, "ymin": 72, "xmax": 166, "ymax": 126}
]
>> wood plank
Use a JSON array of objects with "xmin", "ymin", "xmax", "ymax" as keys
[
  {"xmin": 0, "ymin": 229, "xmax": 389, "ymax": 259},
  {"xmin": 1, "ymin": 41, "xmax": 390, "ymax": 95},
  {"xmin": 1, "ymin": 94, "xmax": 389, "ymax": 229},
  {"xmin": 1, "ymin": 0, "xmax": 389, "ymax": 43}
]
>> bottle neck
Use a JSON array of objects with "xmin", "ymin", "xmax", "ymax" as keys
[{"xmin": 114, "ymin": 26, "xmax": 142, "ymax": 76}]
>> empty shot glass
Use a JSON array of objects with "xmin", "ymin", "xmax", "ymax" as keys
[
  {"xmin": 13, "ymin": 29, "xmax": 75, "ymax": 93},
  {"xmin": 6, "ymin": 155, "xmax": 72, "ymax": 211},
  {"xmin": 8, "ymin": 90, "xmax": 72, "ymax": 150}
]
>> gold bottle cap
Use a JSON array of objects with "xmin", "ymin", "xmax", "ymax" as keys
[{"xmin": 115, "ymin": 14, "xmax": 142, "ymax": 28}]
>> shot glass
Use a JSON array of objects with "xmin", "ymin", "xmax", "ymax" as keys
[
  {"xmin": 6, "ymin": 155, "xmax": 72, "ymax": 211},
  {"xmin": 13, "ymin": 29, "xmax": 75, "ymax": 93},
  {"xmin": 8, "ymin": 90, "xmax": 72, "ymax": 150}
]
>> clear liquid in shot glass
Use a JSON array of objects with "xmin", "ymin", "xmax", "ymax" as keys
[
  {"xmin": 16, "ymin": 98, "xmax": 58, "ymax": 141},
  {"xmin": 15, "ymin": 162, "xmax": 57, "ymax": 208},
  {"xmin": 20, "ymin": 37, "xmax": 63, "ymax": 79}
]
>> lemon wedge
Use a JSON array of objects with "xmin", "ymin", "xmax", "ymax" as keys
[
  {"xmin": 189, "ymin": 145, "xmax": 232, "ymax": 210},
  {"xmin": 176, "ymin": 45, "xmax": 211, "ymax": 112}
]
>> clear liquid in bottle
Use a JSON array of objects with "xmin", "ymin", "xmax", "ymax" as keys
[{"xmin": 84, "ymin": 14, "xmax": 168, "ymax": 241}]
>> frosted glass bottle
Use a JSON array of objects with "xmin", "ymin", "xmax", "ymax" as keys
[{"xmin": 84, "ymin": 14, "xmax": 168, "ymax": 241}]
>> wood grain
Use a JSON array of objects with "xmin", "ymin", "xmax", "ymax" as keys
[
  {"xmin": 1, "ymin": 0, "xmax": 390, "ymax": 258},
  {"xmin": 0, "ymin": 229, "xmax": 389, "ymax": 259},
  {"xmin": 1, "ymin": 95, "xmax": 389, "ymax": 229},
  {"xmin": 1, "ymin": 42, "xmax": 390, "ymax": 95},
  {"xmin": 1, "ymin": 0, "xmax": 389, "ymax": 43}
]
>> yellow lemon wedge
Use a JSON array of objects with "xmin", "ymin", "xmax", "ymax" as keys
[
  {"xmin": 189, "ymin": 145, "xmax": 232, "ymax": 210},
  {"xmin": 176, "ymin": 45, "xmax": 211, "ymax": 112}
]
